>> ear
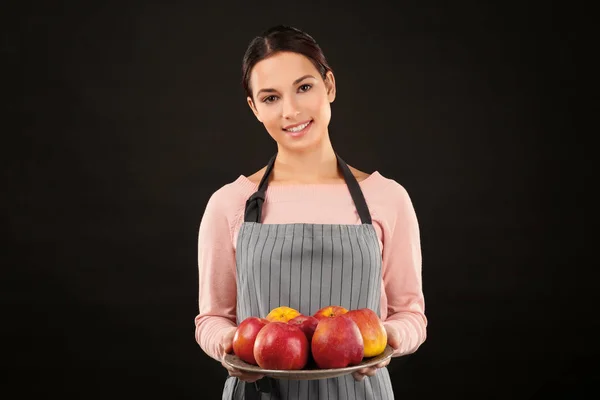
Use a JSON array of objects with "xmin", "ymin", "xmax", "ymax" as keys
[
  {"xmin": 247, "ymin": 96, "xmax": 262, "ymax": 122},
  {"xmin": 324, "ymin": 71, "xmax": 336, "ymax": 103}
]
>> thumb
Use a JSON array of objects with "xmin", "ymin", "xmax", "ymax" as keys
[
  {"xmin": 219, "ymin": 342, "xmax": 232, "ymax": 362},
  {"xmin": 384, "ymin": 323, "xmax": 401, "ymax": 350},
  {"xmin": 219, "ymin": 338, "xmax": 233, "ymax": 355},
  {"xmin": 221, "ymin": 327, "xmax": 236, "ymax": 355}
]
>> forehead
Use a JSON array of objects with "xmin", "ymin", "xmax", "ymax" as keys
[{"xmin": 250, "ymin": 52, "xmax": 319, "ymax": 90}]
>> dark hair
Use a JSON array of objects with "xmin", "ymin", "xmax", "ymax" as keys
[{"xmin": 242, "ymin": 25, "xmax": 333, "ymax": 99}]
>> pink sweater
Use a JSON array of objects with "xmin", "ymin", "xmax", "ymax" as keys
[{"xmin": 194, "ymin": 171, "xmax": 427, "ymax": 362}]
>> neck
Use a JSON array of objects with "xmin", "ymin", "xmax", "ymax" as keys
[{"xmin": 272, "ymin": 136, "xmax": 341, "ymax": 184}]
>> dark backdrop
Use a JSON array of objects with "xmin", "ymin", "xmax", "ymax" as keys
[{"xmin": 3, "ymin": 1, "xmax": 590, "ymax": 399}]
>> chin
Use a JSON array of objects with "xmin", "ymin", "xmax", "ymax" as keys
[{"xmin": 281, "ymin": 138, "xmax": 323, "ymax": 153}]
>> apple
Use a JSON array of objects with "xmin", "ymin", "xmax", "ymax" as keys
[
  {"xmin": 232, "ymin": 316, "xmax": 270, "ymax": 365},
  {"xmin": 311, "ymin": 315, "xmax": 364, "ymax": 369},
  {"xmin": 312, "ymin": 305, "xmax": 348, "ymax": 320},
  {"xmin": 253, "ymin": 322, "xmax": 309, "ymax": 370},
  {"xmin": 265, "ymin": 306, "xmax": 301, "ymax": 323},
  {"xmin": 288, "ymin": 314, "xmax": 319, "ymax": 342},
  {"xmin": 344, "ymin": 308, "xmax": 388, "ymax": 357}
]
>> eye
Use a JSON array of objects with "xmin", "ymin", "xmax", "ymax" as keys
[
  {"xmin": 298, "ymin": 84, "xmax": 312, "ymax": 92},
  {"xmin": 262, "ymin": 95, "xmax": 278, "ymax": 104}
]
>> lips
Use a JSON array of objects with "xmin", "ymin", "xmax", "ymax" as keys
[
  {"xmin": 283, "ymin": 120, "xmax": 312, "ymax": 132},
  {"xmin": 283, "ymin": 120, "xmax": 313, "ymax": 137}
]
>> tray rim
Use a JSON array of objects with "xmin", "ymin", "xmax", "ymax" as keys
[{"xmin": 223, "ymin": 344, "xmax": 394, "ymax": 380}]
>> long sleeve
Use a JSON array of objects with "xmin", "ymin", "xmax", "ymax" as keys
[
  {"xmin": 379, "ymin": 181, "xmax": 427, "ymax": 356},
  {"xmin": 194, "ymin": 188, "xmax": 240, "ymax": 362}
]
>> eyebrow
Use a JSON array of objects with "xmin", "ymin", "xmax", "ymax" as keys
[{"xmin": 256, "ymin": 74, "xmax": 316, "ymax": 97}]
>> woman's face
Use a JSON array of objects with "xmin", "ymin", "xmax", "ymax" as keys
[{"xmin": 247, "ymin": 51, "xmax": 336, "ymax": 152}]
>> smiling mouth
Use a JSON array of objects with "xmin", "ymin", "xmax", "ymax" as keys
[{"xmin": 283, "ymin": 120, "xmax": 312, "ymax": 134}]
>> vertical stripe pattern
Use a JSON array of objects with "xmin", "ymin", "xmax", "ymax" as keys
[{"xmin": 222, "ymin": 222, "xmax": 394, "ymax": 400}]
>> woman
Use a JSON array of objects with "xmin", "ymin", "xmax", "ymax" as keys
[{"xmin": 194, "ymin": 25, "xmax": 427, "ymax": 399}]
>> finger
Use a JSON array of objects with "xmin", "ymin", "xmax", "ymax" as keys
[
  {"xmin": 219, "ymin": 343, "xmax": 230, "ymax": 362},
  {"xmin": 224, "ymin": 367, "xmax": 242, "ymax": 377},
  {"xmin": 218, "ymin": 327, "xmax": 237, "ymax": 359},
  {"xmin": 352, "ymin": 372, "xmax": 365, "ymax": 381},
  {"xmin": 375, "ymin": 359, "xmax": 391, "ymax": 369},
  {"xmin": 363, "ymin": 367, "xmax": 377, "ymax": 377},
  {"xmin": 355, "ymin": 367, "xmax": 376, "ymax": 377},
  {"xmin": 221, "ymin": 360, "xmax": 240, "ymax": 375},
  {"xmin": 221, "ymin": 329, "xmax": 236, "ymax": 354},
  {"xmin": 353, "ymin": 367, "xmax": 377, "ymax": 381},
  {"xmin": 384, "ymin": 324, "xmax": 401, "ymax": 350}
]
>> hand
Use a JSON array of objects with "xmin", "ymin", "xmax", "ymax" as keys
[
  {"xmin": 220, "ymin": 326, "xmax": 265, "ymax": 383},
  {"xmin": 352, "ymin": 323, "xmax": 400, "ymax": 381}
]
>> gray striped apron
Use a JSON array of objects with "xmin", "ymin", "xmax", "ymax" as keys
[{"xmin": 222, "ymin": 153, "xmax": 395, "ymax": 400}]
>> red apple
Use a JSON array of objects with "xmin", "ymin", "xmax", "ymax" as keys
[
  {"xmin": 311, "ymin": 315, "xmax": 364, "ymax": 369},
  {"xmin": 232, "ymin": 316, "xmax": 269, "ymax": 365},
  {"xmin": 312, "ymin": 305, "xmax": 348, "ymax": 320},
  {"xmin": 253, "ymin": 322, "xmax": 309, "ymax": 370},
  {"xmin": 288, "ymin": 314, "xmax": 319, "ymax": 342},
  {"xmin": 344, "ymin": 308, "xmax": 388, "ymax": 357}
]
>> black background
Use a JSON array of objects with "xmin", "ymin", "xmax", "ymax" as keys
[{"xmin": 3, "ymin": 1, "xmax": 591, "ymax": 399}]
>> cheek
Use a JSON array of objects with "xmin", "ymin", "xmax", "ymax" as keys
[
  {"xmin": 264, "ymin": 112, "xmax": 281, "ymax": 130},
  {"xmin": 313, "ymin": 97, "xmax": 331, "ymax": 124},
  {"xmin": 256, "ymin": 106, "xmax": 280, "ymax": 127},
  {"xmin": 320, "ymin": 101, "xmax": 331, "ymax": 122},
  {"xmin": 300, "ymin": 93, "xmax": 330, "ymax": 120},
  {"xmin": 260, "ymin": 110, "xmax": 284, "ymax": 137}
]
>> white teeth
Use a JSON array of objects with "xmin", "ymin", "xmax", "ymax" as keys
[{"xmin": 285, "ymin": 121, "xmax": 310, "ymax": 132}]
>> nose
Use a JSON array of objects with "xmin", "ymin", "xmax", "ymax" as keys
[{"xmin": 282, "ymin": 96, "xmax": 300, "ymax": 119}]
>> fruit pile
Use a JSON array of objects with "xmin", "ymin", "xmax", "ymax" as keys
[{"xmin": 232, "ymin": 305, "xmax": 387, "ymax": 370}]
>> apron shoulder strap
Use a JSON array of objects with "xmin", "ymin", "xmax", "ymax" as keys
[
  {"xmin": 336, "ymin": 154, "xmax": 372, "ymax": 224},
  {"xmin": 244, "ymin": 154, "xmax": 276, "ymax": 223}
]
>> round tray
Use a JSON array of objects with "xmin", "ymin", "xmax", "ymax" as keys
[{"xmin": 223, "ymin": 345, "xmax": 394, "ymax": 380}]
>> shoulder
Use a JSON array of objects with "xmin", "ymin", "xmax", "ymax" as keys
[
  {"xmin": 199, "ymin": 177, "xmax": 257, "ymax": 243},
  {"xmin": 202, "ymin": 176, "xmax": 255, "ymax": 221},
  {"xmin": 364, "ymin": 172, "xmax": 417, "ymax": 220},
  {"xmin": 365, "ymin": 171, "xmax": 411, "ymax": 201}
]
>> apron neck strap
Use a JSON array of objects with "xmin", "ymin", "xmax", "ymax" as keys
[{"xmin": 244, "ymin": 153, "xmax": 372, "ymax": 224}]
